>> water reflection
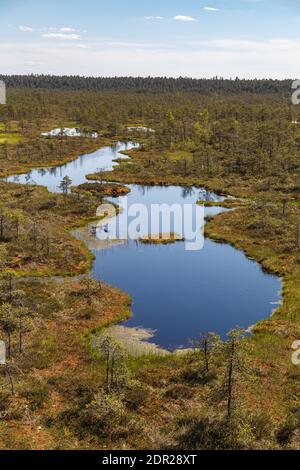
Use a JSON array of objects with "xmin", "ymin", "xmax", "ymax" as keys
[
  {"xmin": 6, "ymin": 141, "xmax": 139, "ymax": 192},
  {"xmin": 7, "ymin": 142, "xmax": 282, "ymax": 348}
]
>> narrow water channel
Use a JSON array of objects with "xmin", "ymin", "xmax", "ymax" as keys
[{"xmin": 7, "ymin": 140, "xmax": 282, "ymax": 349}]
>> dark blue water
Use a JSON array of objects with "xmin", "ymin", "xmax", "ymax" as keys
[
  {"xmin": 92, "ymin": 183, "xmax": 281, "ymax": 349},
  {"xmin": 94, "ymin": 239, "xmax": 280, "ymax": 349},
  {"xmin": 7, "ymin": 140, "xmax": 282, "ymax": 349}
]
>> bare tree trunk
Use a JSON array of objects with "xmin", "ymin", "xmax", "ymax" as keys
[
  {"xmin": 7, "ymin": 333, "xmax": 11, "ymax": 360},
  {"xmin": 6, "ymin": 366, "xmax": 14, "ymax": 395},
  {"xmin": 19, "ymin": 318, "xmax": 23, "ymax": 354},
  {"xmin": 0, "ymin": 215, "xmax": 4, "ymax": 240},
  {"xmin": 8, "ymin": 274, "xmax": 13, "ymax": 303},
  {"xmin": 32, "ymin": 220, "xmax": 37, "ymax": 251},
  {"xmin": 296, "ymin": 223, "xmax": 300, "ymax": 248},
  {"xmin": 15, "ymin": 218, "xmax": 19, "ymax": 240},
  {"xmin": 106, "ymin": 350, "xmax": 110, "ymax": 392},
  {"xmin": 111, "ymin": 351, "xmax": 116, "ymax": 390},
  {"xmin": 204, "ymin": 338, "xmax": 209, "ymax": 373},
  {"xmin": 227, "ymin": 341, "xmax": 235, "ymax": 421}
]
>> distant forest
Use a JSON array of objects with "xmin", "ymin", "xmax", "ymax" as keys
[{"xmin": 0, "ymin": 75, "xmax": 294, "ymax": 95}]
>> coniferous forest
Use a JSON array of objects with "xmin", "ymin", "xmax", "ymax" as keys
[{"xmin": 0, "ymin": 76, "xmax": 299, "ymax": 452}]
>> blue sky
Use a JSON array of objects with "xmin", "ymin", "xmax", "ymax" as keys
[{"xmin": 0, "ymin": 0, "xmax": 300, "ymax": 77}]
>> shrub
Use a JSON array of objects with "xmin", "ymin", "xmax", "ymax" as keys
[
  {"xmin": 249, "ymin": 411, "xmax": 273, "ymax": 441},
  {"xmin": 47, "ymin": 375, "xmax": 95, "ymax": 405},
  {"xmin": 19, "ymin": 381, "xmax": 50, "ymax": 411},
  {"xmin": 0, "ymin": 390, "xmax": 11, "ymax": 413},
  {"xmin": 77, "ymin": 306, "xmax": 95, "ymax": 320},
  {"xmin": 276, "ymin": 420, "xmax": 297, "ymax": 446},
  {"xmin": 79, "ymin": 392, "xmax": 130, "ymax": 441},
  {"xmin": 176, "ymin": 414, "xmax": 243, "ymax": 450},
  {"xmin": 124, "ymin": 381, "xmax": 150, "ymax": 410},
  {"xmin": 23, "ymin": 337, "xmax": 59, "ymax": 370},
  {"xmin": 180, "ymin": 366, "xmax": 216, "ymax": 385},
  {"xmin": 164, "ymin": 384, "xmax": 194, "ymax": 400}
]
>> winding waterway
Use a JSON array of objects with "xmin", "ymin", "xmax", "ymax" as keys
[{"xmin": 7, "ymin": 141, "xmax": 282, "ymax": 349}]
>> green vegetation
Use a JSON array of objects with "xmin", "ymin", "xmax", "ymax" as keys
[
  {"xmin": 0, "ymin": 133, "xmax": 22, "ymax": 145},
  {"xmin": 0, "ymin": 77, "xmax": 299, "ymax": 449},
  {"xmin": 77, "ymin": 182, "xmax": 130, "ymax": 198},
  {"xmin": 0, "ymin": 75, "xmax": 294, "ymax": 95},
  {"xmin": 0, "ymin": 181, "xmax": 104, "ymax": 276}
]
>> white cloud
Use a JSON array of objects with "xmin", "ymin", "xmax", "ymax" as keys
[
  {"xmin": 102, "ymin": 40, "xmax": 169, "ymax": 49},
  {"xmin": 204, "ymin": 38, "xmax": 300, "ymax": 52},
  {"xmin": 173, "ymin": 15, "xmax": 197, "ymax": 22},
  {"xmin": 42, "ymin": 33, "xmax": 81, "ymax": 40},
  {"xmin": 59, "ymin": 27, "xmax": 77, "ymax": 32},
  {"xmin": 22, "ymin": 60, "xmax": 44, "ymax": 67},
  {"xmin": 19, "ymin": 25, "xmax": 34, "ymax": 32},
  {"xmin": 1, "ymin": 38, "xmax": 300, "ymax": 79},
  {"xmin": 203, "ymin": 7, "xmax": 220, "ymax": 11},
  {"xmin": 18, "ymin": 25, "xmax": 82, "ymax": 36},
  {"xmin": 145, "ymin": 16, "xmax": 164, "ymax": 20}
]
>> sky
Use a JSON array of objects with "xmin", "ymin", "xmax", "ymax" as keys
[{"xmin": 0, "ymin": 0, "xmax": 300, "ymax": 78}]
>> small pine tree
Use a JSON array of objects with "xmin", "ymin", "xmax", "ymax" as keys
[{"xmin": 59, "ymin": 176, "xmax": 72, "ymax": 195}]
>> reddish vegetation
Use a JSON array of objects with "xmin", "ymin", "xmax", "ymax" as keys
[{"xmin": 77, "ymin": 182, "xmax": 130, "ymax": 197}]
